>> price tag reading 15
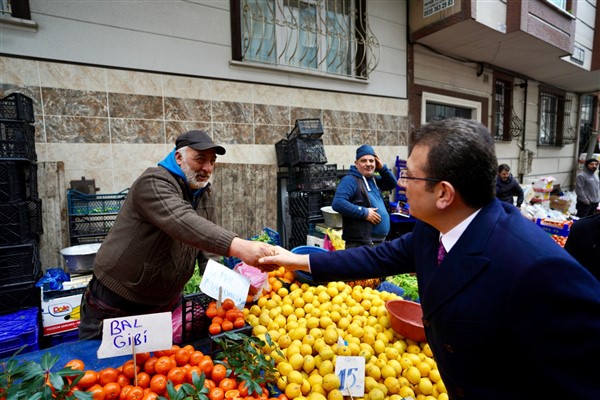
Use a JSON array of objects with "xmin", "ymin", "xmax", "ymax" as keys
[{"xmin": 334, "ymin": 356, "xmax": 365, "ymax": 397}]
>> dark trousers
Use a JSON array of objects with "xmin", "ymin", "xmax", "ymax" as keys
[{"xmin": 576, "ymin": 201, "xmax": 599, "ymax": 218}]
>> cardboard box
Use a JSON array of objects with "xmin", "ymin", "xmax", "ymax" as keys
[
  {"xmin": 40, "ymin": 287, "xmax": 84, "ymax": 336},
  {"xmin": 549, "ymin": 196, "xmax": 571, "ymax": 213},
  {"xmin": 535, "ymin": 218, "xmax": 571, "ymax": 237}
]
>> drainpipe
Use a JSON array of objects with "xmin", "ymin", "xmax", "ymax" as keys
[
  {"xmin": 584, "ymin": 93, "xmax": 600, "ymax": 159},
  {"xmin": 518, "ymin": 80, "xmax": 528, "ymax": 183}
]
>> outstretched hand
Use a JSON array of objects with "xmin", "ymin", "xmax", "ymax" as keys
[{"xmin": 257, "ymin": 246, "xmax": 311, "ymax": 273}]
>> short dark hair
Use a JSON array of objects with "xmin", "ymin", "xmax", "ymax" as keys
[
  {"xmin": 410, "ymin": 118, "xmax": 497, "ymax": 208},
  {"xmin": 498, "ymin": 164, "xmax": 510, "ymax": 173}
]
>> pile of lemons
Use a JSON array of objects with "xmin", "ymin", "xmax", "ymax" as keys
[{"xmin": 243, "ymin": 280, "xmax": 448, "ymax": 400}]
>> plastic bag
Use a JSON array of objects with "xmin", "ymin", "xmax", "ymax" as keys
[
  {"xmin": 35, "ymin": 267, "xmax": 70, "ymax": 290},
  {"xmin": 172, "ymin": 304, "xmax": 183, "ymax": 344},
  {"xmin": 234, "ymin": 262, "xmax": 270, "ymax": 302},
  {"xmin": 323, "ymin": 234, "xmax": 336, "ymax": 251}
]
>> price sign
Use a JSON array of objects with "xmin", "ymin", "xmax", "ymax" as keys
[
  {"xmin": 335, "ymin": 356, "xmax": 365, "ymax": 397},
  {"xmin": 200, "ymin": 259, "xmax": 250, "ymax": 308},
  {"xmin": 97, "ymin": 312, "xmax": 172, "ymax": 359}
]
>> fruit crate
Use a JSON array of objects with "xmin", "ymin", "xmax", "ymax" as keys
[
  {"xmin": 275, "ymin": 139, "xmax": 289, "ymax": 167},
  {"xmin": 288, "ymin": 164, "xmax": 338, "ymax": 191},
  {"xmin": 0, "ymin": 307, "xmax": 40, "ymax": 359},
  {"xmin": 208, "ymin": 323, "xmax": 253, "ymax": 357},
  {"xmin": 288, "ymin": 216, "xmax": 310, "ymax": 249},
  {"xmin": 0, "ymin": 161, "xmax": 38, "ymax": 202},
  {"xmin": 0, "ymin": 280, "xmax": 40, "ymax": 314},
  {"xmin": 0, "ymin": 199, "xmax": 43, "ymax": 244},
  {"xmin": 67, "ymin": 189, "xmax": 128, "ymax": 216},
  {"xmin": 180, "ymin": 291, "xmax": 213, "ymax": 344},
  {"xmin": 0, "ymin": 93, "xmax": 35, "ymax": 123},
  {"xmin": 287, "ymin": 118, "xmax": 324, "ymax": 141},
  {"xmin": 287, "ymin": 137, "xmax": 327, "ymax": 167},
  {"xmin": 288, "ymin": 190, "xmax": 332, "ymax": 221},
  {"xmin": 0, "ymin": 239, "xmax": 42, "ymax": 287},
  {"xmin": 68, "ymin": 213, "xmax": 118, "ymax": 244},
  {"xmin": 0, "ymin": 119, "xmax": 37, "ymax": 161}
]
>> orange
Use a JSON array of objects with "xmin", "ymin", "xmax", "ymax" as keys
[
  {"xmin": 209, "ymin": 323, "xmax": 222, "ymax": 335},
  {"xmin": 166, "ymin": 367, "xmax": 186, "ymax": 386},
  {"xmin": 219, "ymin": 378, "xmax": 236, "ymax": 392},
  {"xmin": 209, "ymin": 387, "xmax": 225, "ymax": 400},
  {"xmin": 116, "ymin": 374, "xmax": 130, "ymax": 388},
  {"xmin": 141, "ymin": 393, "xmax": 159, "ymax": 400},
  {"xmin": 78, "ymin": 370, "xmax": 99, "ymax": 389},
  {"xmin": 102, "ymin": 382, "xmax": 121, "ymax": 400},
  {"xmin": 212, "ymin": 316, "xmax": 224, "ymax": 326},
  {"xmin": 65, "ymin": 359, "xmax": 85, "ymax": 377},
  {"xmin": 122, "ymin": 361, "xmax": 140, "ymax": 380},
  {"xmin": 134, "ymin": 352, "xmax": 151, "ymax": 366},
  {"xmin": 154, "ymin": 356, "xmax": 174, "ymax": 375},
  {"xmin": 134, "ymin": 372, "xmax": 150, "ymax": 389},
  {"xmin": 204, "ymin": 378, "xmax": 217, "ymax": 391},
  {"xmin": 86, "ymin": 384, "xmax": 106, "ymax": 400},
  {"xmin": 211, "ymin": 364, "xmax": 227, "ymax": 383},
  {"xmin": 221, "ymin": 320, "xmax": 234, "ymax": 332},
  {"xmin": 143, "ymin": 357, "xmax": 157, "ymax": 375},
  {"xmin": 225, "ymin": 389, "xmax": 240, "ymax": 400},
  {"xmin": 149, "ymin": 374, "xmax": 167, "ymax": 395},
  {"xmin": 233, "ymin": 317, "xmax": 245, "ymax": 329},
  {"xmin": 222, "ymin": 299, "xmax": 235, "ymax": 311},
  {"xmin": 119, "ymin": 385, "xmax": 133, "ymax": 400},
  {"xmin": 174, "ymin": 348, "xmax": 191, "ymax": 366},
  {"xmin": 98, "ymin": 367, "xmax": 119, "ymax": 386},
  {"xmin": 186, "ymin": 365, "xmax": 203, "ymax": 383},
  {"xmin": 216, "ymin": 307, "xmax": 226, "ymax": 318},
  {"xmin": 206, "ymin": 306, "xmax": 218, "ymax": 319},
  {"xmin": 199, "ymin": 357, "xmax": 214, "ymax": 376},
  {"xmin": 125, "ymin": 386, "xmax": 144, "ymax": 400},
  {"xmin": 237, "ymin": 380, "xmax": 250, "ymax": 397},
  {"xmin": 189, "ymin": 350, "xmax": 204, "ymax": 366}
]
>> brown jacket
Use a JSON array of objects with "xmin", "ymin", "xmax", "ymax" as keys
[{"xmin": 93, "ymin": 166, "xmax": 237, "ymax": 306}]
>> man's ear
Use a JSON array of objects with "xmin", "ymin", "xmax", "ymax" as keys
[
  {"xmin": 175, "ymin": 150, "xmax": 184, "ymax": 165},
  {"xmin": 435, "ymin": 181, "xmax": 455, "ymax": 210}
]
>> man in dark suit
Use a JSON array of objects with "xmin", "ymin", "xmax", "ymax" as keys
[
  {"xmin": 259, "ymin": 118, "xmax": 600, "ymax": 399},
  {"xmin": 564, "ymin": 213, "xmax": 600, "ymax": 281}
]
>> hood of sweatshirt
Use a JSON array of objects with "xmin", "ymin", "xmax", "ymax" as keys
[{"xmin": 158, "ymin": 148, "xmax": 208, "ymax": 196}]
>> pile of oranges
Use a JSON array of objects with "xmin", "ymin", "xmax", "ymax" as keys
[
  {"xmin": 266, "ymin": 267, "xmax": 295, "ymax": 295},
  {"xmin": 206, "ymin": 299, "xmax": 246, "ymax": 335},
  {"xmin": 62, "ymin": 344, "xmax": 285, "ymax": 400},
  {"xmin": 551, "ymin": 234, "xmax": 568, "ymax": 247}
]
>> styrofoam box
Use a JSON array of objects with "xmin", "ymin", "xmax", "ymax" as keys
[
  {"xmin": 306, "ymin": 235, "xmax": 325, "ymax": 248},
  {"xmin": 40, "ymin": 287, "xmax": 84, "ymax": 336}
]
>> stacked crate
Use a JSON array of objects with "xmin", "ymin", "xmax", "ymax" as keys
[
  {"xmin": 0, "ymin": 92, "xmax": 42, "ymax": 355},
  {"xmin": 278, "ymin": 119, "xmax": 337, "ymax": 249}
]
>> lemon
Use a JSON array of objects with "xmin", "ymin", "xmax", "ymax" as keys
[
  {"xmin": 416, "ymin": 361, "xmax": 431, "ymax": 377},
  {"xmin": 320, "ymin": 316, "xmax": 334, "ymax": 329},
  {"xmin": 367, "ymin": 387, "xmax": 385, "ymax": 400},
  {"xmin": 398, "ymin": 386, "xmax": 415, "ymax": 398},
  {"xmin": 319, "ymin": 346, "xmax": 335, "ymax": 361},
  {"xmin": 436, "ymin": 379, "xmax": 448, "ymax": 393},
  {"xmin": 307, "ymin": 393, "xmax": 326, "ymax": 400},
  {"xmin": 285, "ymin": 382, "xmax": 302, "ymax": 399},
  {"xmin": 384, "ymin": 376, "xmax": 401, "ymax": 394},
  {"xmin": 437, "ymin": 394, "xmax": 449, "ymax": 400},
  {"xmin": 303, "ymin": 355, "xmax": 316, "ymax": 373},
  {"xmin": 405, "ymin": 352, "xmax": 421, "ymax": 366},
  {"xmin": 277, "ymin": 375, "xmax": 287, "ymax": 391},
  {"xmin": 258, "ymin": 313, "xmax": 272, "ymax": 326},
  {"xmin": 294, "ymin": 307, "xmax": 306, "ymax": 318},
  {"xmin": 348, "ymin": 341, "xmax": 361, "ymax": 356},
  {"xmin": 381, "ymin": 364, "xmax": 397, "ymax": 379},
  {"xmin": 318, "ymin": 359, "xmax": 334, "ymax": 376},
  {"xmin": 289, "ymin": 353, "xmax": 305, "ymax": 371},
  {"xmin": 405, "ymin": 366, "xmax": 421, "ymax": 385},
  {"xmin": 306, "ymin": 317, "xmax": 320, "ymax": 329},
  {"xmin": 321, "ymin": 373, "xmax": 341, "ymax": 392},
  {"xmin": 418, "ymin": 377, "xmax": 433, "ymax": 395},
  {"xmin": 358, "ymin": 349, "xmax": 372, "ymax": 362},
  {"xmin": 407, "ymin": 343, "xmax": 421, "ymax": 354},
  {"xmin": 290, "ymin": 326, "xmax": 307, "ymax": 341},
  {"xmin": 429, "ymin": 368, "xmax": 441, "ymax": 383},
  {"xmin": 287, "ymin": 370, "xmax": 304, "ymax": 385},
  {"xmin": 310, "ymin": 383, "xmax": 326, "ymax": 396},
  {"xmin": 317, "ymin": 291, "xmax": 331, "ymax": 303},
  {"xmin": 281, "ymin": 303, "xmax": 294, "ymax": 317},
  {"xmin": 253, "ymin": 325, "xmax": 267, "ymax": 336},
  {"xmin": 278, "ymin": 362, "xmax": 293, "ymax": 376},
  {"xmin": 293, "ymin": 297, "xmax": 306, "ymax": 308},
  {"xmin": 336, "ymin": 345, "xmax": 351, "ymax": 357},
  {"xmin": 302, "ymin": 291, "xmax": 314, "ymax": 303},
  {"xmin": 300, "ymin": 343, "xmax": 313, "ymax": 356},
  {"xmin": 388, "ymin": 359, "xmax": 402, "ymax": 375},
  {"xmin": 278, "ymin": 334, "xmax": 292, "ymax": 349},
  {"xmin": 313, "ymin": 338, "xmax": 326, "ymax": 352},
  {"xmin": 385, "ymin": 346, "xmax": 399, "ymax": 360},
  {"xmin": 304, "ymin": 303, "xmax": 315, "ymax": 314},
  {"xmin": 362, "ymin": 331, "xmax": 375, "ymax": 346},
  {"xmin": 326, "ymin": 389, "xmax": 344, "ymax": 400},
  {"xmin": 373, "ymin": 339, "xmax": 386, "ymax": 355},
  {"xmin": 323, "ymin": 328, "xmax": 338, "ymax": 345},
  {"xmin": 307, "ymin": 373, "xmax": 323, "ymax": 387}
]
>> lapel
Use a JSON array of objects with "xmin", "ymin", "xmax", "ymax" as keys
[{"xmin": 418, "ymin": 203, "xmax": 499, "ymax": 318}]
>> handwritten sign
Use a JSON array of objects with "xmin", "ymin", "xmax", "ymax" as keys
[
  {"xmin": 97, "ymin": 312, "xmax": 172, "ymax": 359},
  {"xmin": 335, "ymin": 356, "xmax": 365, "ymax": 397},
  {"xmin": 200, "ymin": 259, "xmax": 250, "ymax": 308}
]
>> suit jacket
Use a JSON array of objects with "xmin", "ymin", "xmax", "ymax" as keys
[{"xmin": 309, "ymin": 199, "xmax": 600, "ymax": 399}]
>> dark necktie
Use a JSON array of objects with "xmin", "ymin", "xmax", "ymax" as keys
[{"xmin": 437, "ymin": 240, "xmax": 447, "ymax": 265}]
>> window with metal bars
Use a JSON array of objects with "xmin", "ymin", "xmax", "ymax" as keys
[
  {"xmin": 231, "ymin": 0, "xmax": 380, "ymax": 79},
  {"xmin": 493, "ymin": 78, "xmax": 512, "ymax": 142},
  {"xmin": 538, "ymin": 88, "xmax": 565, "ymax": 147},
  {"xmin": 0, "ymin": 0, "xmax": 31, "ymax": 19}
]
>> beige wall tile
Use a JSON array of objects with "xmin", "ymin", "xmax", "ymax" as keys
[
  {"xmin": 163, "ymin": 75, "xmax": 212, "ymax": 99},
  {"xmin": 38, "ymin": 62, "xmax": 106, "ymax": 91},
  {"xmin": 105, "ymin": 69, "xmax": 162, "ymax": 95},
  {"xmin": 0, "ymin": 57, "xmax": 40, "ymax": 86},
  {"xmin": 211, "ymin": 81, "xmax": 253, "ymax": 102}
]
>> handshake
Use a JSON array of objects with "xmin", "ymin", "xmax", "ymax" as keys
[{"xmin": 231, "ymin": 238, "xmax": 311, "ymax": 273}]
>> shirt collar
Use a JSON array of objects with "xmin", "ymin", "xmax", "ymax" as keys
[{"xmin": 440, "ymin": 208, "xmax": 482, "ymax": 252}]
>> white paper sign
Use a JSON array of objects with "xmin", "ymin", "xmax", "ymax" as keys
[
  {"xmin": 97, "ymin": 312, "xmax": 172, "ymax": 359},
  {"xmin": 335, "ymin": 356, "xmax": 365, "ymax": 397},
  {"xmin": 200, "ymin": 259, "xmax": 250, "ymax": 308}
]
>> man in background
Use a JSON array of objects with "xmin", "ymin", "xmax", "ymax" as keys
[
  {"xmin": 495, "ymin": 164, "xmax": 524, "ymax": 208},
  {"xmin": 564, "ymin": 213, "xmax": 600, "ymax": 281},
  {"xmin": 575, "ymin": 158, "xmax": 599, "ymax": 217},
  {"xmin": 331, "ymin": 145, "xmax": 397, "ymax": 248}
]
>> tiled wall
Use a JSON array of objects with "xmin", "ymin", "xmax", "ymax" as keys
[{"xmin": 1, "ymin": 56, "xmax": 409, "ymax": 192}]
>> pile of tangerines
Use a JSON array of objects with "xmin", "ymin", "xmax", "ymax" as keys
[
  {"xmin": 62, "ymin": 343, "xmax": 285, "ymax": 400},
  {"xmin": 206, "ymin": 299, "xmax": 247, "ymax": 335}
]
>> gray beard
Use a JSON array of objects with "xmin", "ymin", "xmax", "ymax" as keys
[{"xmin": 181, "ymin": 161, "xmax": 208, "ymax": 189}]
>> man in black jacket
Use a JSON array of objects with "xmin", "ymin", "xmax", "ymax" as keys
[
  {"xmin": 495, "ymin": 164, "xmax": 524, "ymax": 208},
  {"xmin": 564, "ymin": 213, "xmax": 600, "ymax": 281}
]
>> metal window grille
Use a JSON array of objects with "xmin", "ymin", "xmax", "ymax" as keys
[
  {"xmin": 538, "ymin": 90, "xmax": 565, "ymax": 147},
  {"xmin": 0, "ymin": 0, "xmax": 11, "ymax": 16},
  {"xmin": 239, "ymin": 0, "xmax": 380, "ymax": 79}
]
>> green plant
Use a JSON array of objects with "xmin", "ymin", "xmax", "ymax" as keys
[
  {"xmin": 0, "ymin": 349, "xmax": 92, "ymax": 400},
  {"xmin": 161, "ymin": 370, "xmax": 209, "ymax": 400},
  {"xmin": 212, "ymin": 331, "xmax": 281, "ymax": 396}
]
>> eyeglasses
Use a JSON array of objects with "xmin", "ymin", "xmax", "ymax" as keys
[{"xmin": 398, "ymin": 169, "xmax": 442, "ymax": 187}]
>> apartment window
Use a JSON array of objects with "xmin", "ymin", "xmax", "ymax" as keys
[
  {"xmin": 232, "ymin": 0, "xmax": 380, "ymax": 79},
  {"xmin": 547, "ymin": 0, "xmax": 567, "ymax": 11},
  {"xmin": 493, "ymin": 79, "xmax": 513, "ymax": 142},
  {"xmin": 538, "ymin": 87, "xmax": 565, "ymax": 147},
  {"xmin": 0, "ymin": 0, "xmax": 31, "ymax": 19},
  {"xmin": 421, "ymin": 92, "xmax": 481, "ymax": 124}
]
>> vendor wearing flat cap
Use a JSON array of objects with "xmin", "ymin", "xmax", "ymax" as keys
[
  {"xmin": 332, "ymin": 144, "xmax": 398, "ymax": 248},
  {"xmin": 79, "ymin": 130, "xmax": 276, "ymax": 340}
]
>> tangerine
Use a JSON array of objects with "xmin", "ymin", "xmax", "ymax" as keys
[
  {"xmin": 174, "ymin": 348, "xmax": 191, "ymax": 366},
  {"xmin": 78, "ymin": 370, "xmax": 99, "ymax": 389},
  {"xmin": 209, "ymin": 387, "xmax": 225, "ymax": 400},
  {"xmin": 149, "ymin": 374, "xmax": 167, "ymax": 395},
  {"xmin": 86, "ymin": 384, "xmax": 106, "ymax": 400},
  {"xmin": 102, "ymin": 382, "xmax": 121, "ymax": 400},
  {"xmin": 154, "ymin": 356, "xmax": 174, "ymax": 375},
  {"xmin": 98, "ymin": 367, "xmax": 119, "ymax": 386},
  {"xmin": 167, "ymin": 367, "xmax": 187, "ymax": 385},
  {"xmin": 211, "ymin": 363, "xmax": 227, "ymax": 383}
]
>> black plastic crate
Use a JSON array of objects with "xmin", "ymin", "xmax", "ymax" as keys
[
  {"xmin": 0, "ymin": 120, "xmax": 36, "ymax": 161},
  {"xmin": 275, "ymin": 139, "xmax": 289, "ymax": 167},
  {"xmin": 180, "ymin": 292, "xmax": 213, "ymax": 344},
  {"xmin": 287, "ymin": 118, "xmax": 324, "ymax": 141},
  {"xmin": 69, "ymin": 235, "xmax": 108, "ymax": 245},
  {"xmin": 0, "ymin": 161, "xmax": 38, "ymax": 202},
  {"xmin": 288, "ymin": 190, "xmax": 332, "ymax": 221},
  {"xmin": 209, "ymin": 323, "xmax": 253, "ymax": 357},
  {"xmin": 67, "ymin": 189, "xmax": 128, "ymax": 216},
  {"xmin": 0, "ymin": 239, "xmax": 41, "ymax": 287},
  {"xmin": 288, "ymin": 164, "xmax": 338, "ymax": 191},
  {"xmin": 0, "ymin": 199, "xmax": 43, "ymax": 244},
  {"xmin": 69, "ymin": 213, "xmax": 118, "ymax": 238},
  {"xmin": 288, "ymin": 216, "xmax": 310, "ymax": 249},
  {"xmin": 0, "ymin": 280, "xmax": 40, "ymax": 314},
  {"xmin": 0, "ymin": 93, "xmax": 34, "ymax": 123},
  {"xmin": 287, "ymin": 137, "xmax": 327, "ymax": 167}
]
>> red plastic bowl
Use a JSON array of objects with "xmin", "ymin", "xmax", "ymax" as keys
[{"xmin": 385, "ymin": 299, "xmax": 426, "ymax": 342}]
